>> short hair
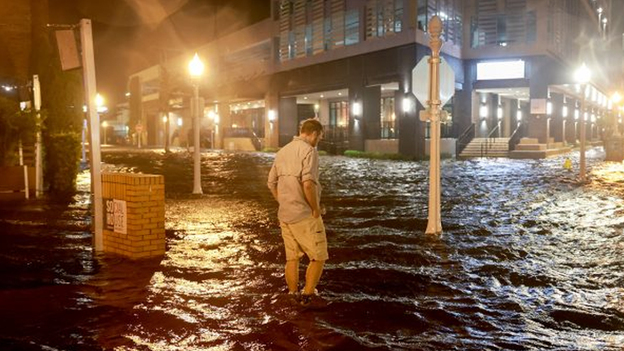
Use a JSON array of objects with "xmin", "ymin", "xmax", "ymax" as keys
[{"xmin": 300, "ymin": 118, "xmax": 324, "ymax": 135}]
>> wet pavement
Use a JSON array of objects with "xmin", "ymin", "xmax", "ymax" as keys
[{"xmin": 1, "ymin": 146, "xmax": 624, "ymax": 350}]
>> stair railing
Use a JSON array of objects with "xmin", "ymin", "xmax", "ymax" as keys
[
  {"xmin": 508, "ymin": 122, "xmax": 526, "ymax": 151},
  {"xmin": 481, "ymin": 124, "xmax": 500, "ymax": 157},
  {"xmin": 456, "ymin": 123, "xmax": 475, "ymax": 156},
  {"xmin": 250, "ymin": 129, "xmax": 264, "ymax": 151}
]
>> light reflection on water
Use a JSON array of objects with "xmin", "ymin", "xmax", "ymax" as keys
[{"xmin": 2, "ymin": 147, "xmax": 624, "ymax": 350}]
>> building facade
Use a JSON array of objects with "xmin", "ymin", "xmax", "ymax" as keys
[{"xmin": 127, "ymin": 0, "xmax": 623, "ymax": 158}]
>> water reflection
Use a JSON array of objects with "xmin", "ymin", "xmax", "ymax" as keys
[{"xmin": 2, "ymin": 147, "xmax": 624, "ymax": 350}]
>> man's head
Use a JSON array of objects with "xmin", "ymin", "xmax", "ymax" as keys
[{"xmin": 300, "ymin": 118, "xmax": 324, "ymax": 147}]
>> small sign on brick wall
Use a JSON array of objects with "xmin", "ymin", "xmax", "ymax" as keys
[{"xmin": 104, "ymin": 198, "xmax": 127, "ymax": 234}]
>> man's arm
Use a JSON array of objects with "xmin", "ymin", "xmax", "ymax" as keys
[
  {"xmin": 267, "ymin": 164, "xmax": 279, "ymax": 202},
  {"xmin": 269, "ymin": 187, "xmax": 278, "ymax": 202},
  {"xmin": 303, "ymin": 180, "xmax": 320, "ymax": 218}
]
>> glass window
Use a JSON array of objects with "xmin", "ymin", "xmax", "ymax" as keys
[
  {"xmin": 380, "ymin": 97, "xmax": 397, "ymax": 139},
  {"xmin": 526, "ymin": 11, "xmax": 536, "ymax": 43},
  {"xmin": 366, "ymin": 0, "xmax": 403, "ymax": 39},
  {"xmin": 327, "ymin": 101, "xmax": 349, "ymax": 142},
  {"xmin": 329, "ymin": 101, "xmax": 349, "ymax": 128},
  {"xmin": 394, "ymin": 0, "xmax": 403, "ymax": 33},
  {"xmin": 345, "ymin": 8, "xmax": 360, "ymax": 45}
]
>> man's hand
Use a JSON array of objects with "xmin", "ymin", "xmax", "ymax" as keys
[{"xmin": 312, "ymin": 208, "xmax": 320, "ymax": 218}]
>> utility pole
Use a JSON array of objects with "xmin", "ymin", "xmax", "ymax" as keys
[
  {"xmin": 160, "ymin": 50, "xmax": 171, "ymax": 153},
  {"xmin": 33, "ymin": 75, "xmax": 43, "ymax": 198},
  {"xmin": 80, "ymin": 19, "xmax": 103, "ymax": 251}
]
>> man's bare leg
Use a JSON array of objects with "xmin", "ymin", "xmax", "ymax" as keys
[
  {"xmin": 285, "ymin": 259, "xmax": 300, "ymax": 293},
  {"xmin": 302, "ymin": 260, "xmax": 325, "ymax": 295}
]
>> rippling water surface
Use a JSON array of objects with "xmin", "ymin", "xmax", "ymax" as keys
[{"xmin": 1, "ymin": 147, "xmax": 624, "ymax": 350}]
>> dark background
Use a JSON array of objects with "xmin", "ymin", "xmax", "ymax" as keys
[{"xmin": 48, "ymin": 0, "xmax": 271, "ymax": 107}]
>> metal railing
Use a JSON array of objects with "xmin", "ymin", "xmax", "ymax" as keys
[
  {"xmin": 319, "ymin": 125, "xmax": 349, "ymax": 154},
  {"xmin": 223, "ymin": 127, "xmax": 264, "ymax": 151},
  {"xmin": 480, "ymin": 124, "xmax": 500, "ymax": 157},
  {"xmin": 456, "ymin": 123, "xmax": 475, "ymax": 156},
  {"xmin": 508, "ymin": 122, "xmax": 526, "ymax": 151}
]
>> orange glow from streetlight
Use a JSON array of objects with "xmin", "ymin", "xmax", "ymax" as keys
[{"xmin": 188, "ymin": 53, "xmax": 205, "ymax": 78}]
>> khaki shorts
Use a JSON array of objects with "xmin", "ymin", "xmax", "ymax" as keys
[{"xmin": 280, "ymin": 216, "xmax": 328, "ymax": 261}]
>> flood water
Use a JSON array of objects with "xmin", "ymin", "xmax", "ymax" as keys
[{"xmin": 1, "ymin": 146, "xmax": 624, "ymax": 350}]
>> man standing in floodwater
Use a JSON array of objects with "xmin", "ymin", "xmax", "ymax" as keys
[{"xmin": 267, "ymin": 118, "xmax": 327, "ymax": 307}]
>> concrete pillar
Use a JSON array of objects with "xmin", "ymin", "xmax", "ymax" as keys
[
  {"xmin": 278, "ymin": 97, "xmax": 298, "ymax": 146},
  {"xmin": 318, "ymin": 99, "xmax": 330, "ymax": 126},
  {"xmin": 215, "ymin": 102, "xmax": 230, "ymax": 149},
  {"xmin": 528, "ymin": 70, "xmax": 549, "ymax": 143},
  {"xmin": 264, "ymin": 93, "xmax": 279, "ymax": 149},
  {"xmin": 398, "ymin": 85, "xmax": 422, "ymax": 158},
  {"xmin": 564, "ymin": 98, "xmax": 575, "ymax": 145},
  {"xmin": 502, "ymin": 98, "xmax": 513, "ymax": 137},
  {"xmin": 489, "ymin": 94, "xmax": 500, "ymax": 137},
  {"xmin": 550, "ymin": 93, "xmax": 564, "ymax": 143},
  {"xmin": 453, "ymin": 79, "xmax": 474, "ymax": 139},
  {"xmin": 566, "ymin": 98, "xmax": 579, "ymax": 144},
  {"xmin": 363, "ymin": 86, "xmax": 381, "ymax": 141},
  {"xmin": 477, "ymin": 93, "xmax": 496, "ymax": 137},
  {"xmin": 348, "ymin": 87, "xmax": 365, "ymax": 151}
]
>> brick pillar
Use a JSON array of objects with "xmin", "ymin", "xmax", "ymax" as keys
[{"xmin": 101, "ymin": 173, "xmax": 165, "ymax": 259}]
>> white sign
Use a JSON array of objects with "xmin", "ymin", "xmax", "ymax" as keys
[
  {"xmin": 104, "ymin": 198, "xmax": 127, "ymax": 234},
  {"xmin": 477, "ymin": 60, "xmax": 525, "ymax": 80},
  {"xmin": 412, "ymin": 56, "xmax": 456, "ymax": 108},
  {"xmin": 530, "ymin": 98, "xmax": 547, "ymax": 115}
]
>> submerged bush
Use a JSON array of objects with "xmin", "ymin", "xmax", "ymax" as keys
[
  {"xmin": 343, "ymin": 149, "xmax": 413, "ymax": 161},
  {"xmin": 0, "ymin": 97, "xmax": 36, "ymax": 166},
  {"xmin": 44, "ymin": 132, "xmax": 81, "ymax": 196}
]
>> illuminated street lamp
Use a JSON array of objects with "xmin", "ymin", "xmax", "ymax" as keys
[
  {"xmin": 188, "ymin": 53, "xmax": 204, "ymax": 194},
  {"xmin": 575, "ymin": 63, "xmax": 591, "ymax": 181}
]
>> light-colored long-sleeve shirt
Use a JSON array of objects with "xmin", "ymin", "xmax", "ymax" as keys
[{"xmin": 268, "ymin": 136, "xmax": 321, "ymax": 224}]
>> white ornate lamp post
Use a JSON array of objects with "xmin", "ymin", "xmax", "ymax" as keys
[
  {"xmin": 575, "ymin": 63, "xmax": 591, "ymax": 181},
  {"xmin": 101, "ymin": 121, "xmax": 108, "ymax": 145},
  {"xmin": 425, "ymin": 16, "xmax": 444, "ymax": 235},
  {"xmin": 189, "ymin": 53, "xmax": 204, "ymax": 194},
  {"xmin": 611, "ymin": 92, "xmax": 622, "ymax": 136}
]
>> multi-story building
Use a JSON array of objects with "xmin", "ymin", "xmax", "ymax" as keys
[{"xmin": 128, "ymin": 0, "xmax": 623, "ymax": 158}]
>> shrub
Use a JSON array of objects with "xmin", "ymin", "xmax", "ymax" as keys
[
  {"xmin": 343, "ymin": 149, "xmax": 413, "ymax": 161},
  {"xmin": 44, "ymin": 132, "xmax": 81, "ymax": 196},
  {"xmin": 0, "ymin": 97, "xmax": 36, "ymax": 166}
]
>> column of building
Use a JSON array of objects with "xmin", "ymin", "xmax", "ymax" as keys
[
  {"xmin": 264, "ymin": 92, "xmax": 279, "ymax": 149},
  {"xmin": 550, "ymin": 93, "xmax": 565, "ymax": 145}
]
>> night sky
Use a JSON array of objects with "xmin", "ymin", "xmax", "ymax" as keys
[{"xmin": 48, "ymin": 0, "xmax": 271, "ymax": 107}]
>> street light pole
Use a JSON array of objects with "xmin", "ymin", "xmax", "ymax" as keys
[
  {"xmin": 102, "ymin": 121, "xmax": 108, "ymax": 145},
  {"xmin": 189, "ymin": 53, "xmax": 204, "ymax": 194},
  {"xmin": 612, "ymin": 92, "xmax": 622, "ymax": 136},
  {"xmin": 425, "ymin": 16, "xmax": 443, "ymax": 235},
  {"xmin": 575, "ymin": 63, "xmax": 591, "ymax": 182},
  {"xmin": 192, "ymin": 83, "xmax": 202, "ymax": 194},
  {"xmin": 580, "ymin": 84, "xmax": 587, "ymax": 181}
]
